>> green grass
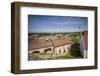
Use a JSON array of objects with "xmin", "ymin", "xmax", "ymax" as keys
[
  {"xmin": 48, "ymin": 53, "xmax": 79, "ymax": 60},
  {"xmin": 28, "ymin": 46, "xmax": 83, "ymax": 60},
  {"xmin": 55, "ymin": 54, "xmax": 75, "ymax": 59},
  {"xmin": 38, "ymin": 52, "xmax": 50, "ymax": 55}
]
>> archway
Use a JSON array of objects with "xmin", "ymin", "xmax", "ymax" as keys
[
  {"xmin": 32, "ymin": 51, "xmax": 40, "ymax": 53},
  {"xmin": 44, "ymin": 48, "xmax": 52, "ymax": 53}
]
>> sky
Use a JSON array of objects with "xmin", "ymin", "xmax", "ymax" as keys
[{"xmin": 28, "ymin": 15, "xmax": 88, "ymax": 33}]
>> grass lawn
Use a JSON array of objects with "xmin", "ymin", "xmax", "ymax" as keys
[
  {"xmin": 28, "ymin": 52, "xmax": 82, "ymax": 60},
  {"xmin": 48, "ymin": 53, "xmax": 81, "ymax": 60},
  {"xmin": 54, "ymin": 54, "xmax": 75, "ymax": 59}
]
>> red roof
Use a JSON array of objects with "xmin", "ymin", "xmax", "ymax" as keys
[
  {"xmin": 28, "ymin": 37, "xmax": 72, "ymax": 50},
  {"xmin": 52, "ymin": 37, "xmax": 72, "ymax": 47},
  {"xmin": 28, "ymin": 38, "xmax": 52, "ymax": 50}
]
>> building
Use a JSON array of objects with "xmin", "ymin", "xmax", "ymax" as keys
[
  {"xmin": 28, "ymin": 37, "xmax": 72, "ymax": 55},
  {"xmin": 52, "ymin": 37, "xmax": 72, "ymax": 55},
  {"xmin": 28, "ymin": 38, "xmax": 53, "ymax": 54},
  {"xmin": 80, "ymin": 31, "xmax": 88, "ymax": 58}
]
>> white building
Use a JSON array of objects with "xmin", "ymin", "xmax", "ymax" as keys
[
  {"xmin": 52, "ymin": 37, "xmax": 72, "ymax": 55},
  {"xmin": 80, "ymin": 31, "xmax": 88, "ymax": 58}
]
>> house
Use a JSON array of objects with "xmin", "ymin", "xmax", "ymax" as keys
[
  {"xmin": 80, "ymin": 31, "xmax": 88, "ymax": 58},
  {"xmin": 28, "ymin": 37, "xmax": 72, "ymax": 55},
  {"xmin": 28, "ymin": 38, "xmax": 53, "ymax": 54},
  {"xmin": 52, "ymin": 37, "xmax": 73, "ymax": 55}
]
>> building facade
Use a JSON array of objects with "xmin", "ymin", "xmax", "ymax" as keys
[
  {"xmin": 80, "ymin": 31, "xmax": 88, "ymax": 58},
  {"xmin": 28, "ymin": 37, "xmax": 72, "ymax": 55}
]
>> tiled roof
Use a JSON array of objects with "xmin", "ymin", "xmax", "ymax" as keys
[
  {"xmin": 28, "ymin": 37, "xmax": 72, "ymax": 50},
  {"xmin": 28, "ymin": 38, "xmax": 52, "ymax": 50},
  {"xmin": 52, "ymin": 37, "xmax": 72, "ymax": 47}
]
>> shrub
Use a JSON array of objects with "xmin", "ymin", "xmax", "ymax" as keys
[{"xmin": 69, "ymin": 43, "xmax": 82, "ymax": 57}]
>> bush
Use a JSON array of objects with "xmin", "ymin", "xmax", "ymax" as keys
[{"xmin": 69, "ymin": 43, "xmax": 82, "ymax": 57}]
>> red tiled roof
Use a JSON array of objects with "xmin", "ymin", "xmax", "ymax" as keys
[
  {"xmin": 28, "ymin": 37, "xmax": 72, "ymax": 50},
  {"xmin": 82, "ymin": 31, "xmax": 88, "ymax": 49},
  {"xmin": 28, "ymin": 38, "xmax": 52, "ymax": 50},
  {"xmin": 52, "ymin": 37, "xmax": 72, "ymax": 47}
]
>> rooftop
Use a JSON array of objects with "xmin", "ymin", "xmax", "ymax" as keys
[{"xmin": 28, "ymin": 37, "xmax": 72, "ymax": 50}]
